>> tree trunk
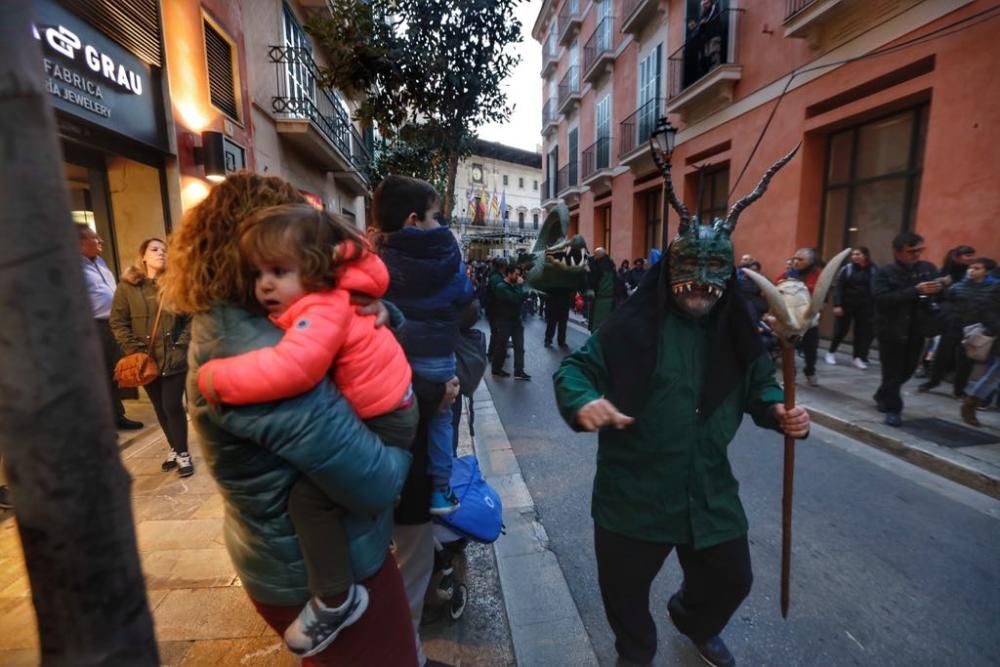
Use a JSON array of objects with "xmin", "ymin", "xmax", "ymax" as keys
[
  {"xmin": 0, "ymin": 3, "xmax": 158, "ymax": 664},
  {"xmin": 444, "ymin": 150, "xmax": 459, "ymax": 220}
]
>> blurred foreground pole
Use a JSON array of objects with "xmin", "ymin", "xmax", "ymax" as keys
[{"xmin": 0, "ymin": 2, "xmax": 157, "ymax": 664}]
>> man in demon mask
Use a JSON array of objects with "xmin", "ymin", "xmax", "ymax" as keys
[{"xmin": 554, "ymin": 143, "xmax": 810, "ymax": 667}]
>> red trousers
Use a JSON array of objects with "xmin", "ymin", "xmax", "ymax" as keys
[{"xmin": 252, "ymin": 553, "xmax": 418, "ymax": 667}]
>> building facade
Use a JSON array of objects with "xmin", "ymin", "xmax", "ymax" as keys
[
  {"xmin": 533, "ymin": 0, "xmax": 1000, "ymax": 273},
  {"xmin": 39, "ymin": 0, "xmax": 372, "ymax": 283},
  {"xmin": 451, "ymin": 139, "xmax": 544, "ymax": 259}
]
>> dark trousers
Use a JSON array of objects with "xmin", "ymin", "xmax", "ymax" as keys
[
  {"xmin": 928, "ymin": 331, "xmax": 975, "ymax": 394},
  {"xmin": 144, "ymin": 372, "xmax": 188, "ymax": 454},
  {"xmin": 875, "ymin": 334, "xmax": 926, "ymax": 413},
  {"xmin": 594, "ymin": 524, "xmax": 752, "ymax": 664},
  {"xmin": 492, "ymin": 318, "xmax": 524, "ymax": 374},
  {"xmin": 544, "ymin": 303, "xmax": 569, "ymax": 345},
  {"xmin": 487, "ymin": 315, "xmax": 500, "ymax": 359},
  {"xmin": 798, "ymin": 325, "xmax": 820, "ymax": 377},
  {"xmin": 289, "ymin": 403, "xmax": 417, "ymax": 598},
  {"xmin": 95, "ymin": 318, "xmax": 125, "ymax": 421},
  {"xmin": 829, "ymin": 306, "xmax": 873, "ymax": 361}
]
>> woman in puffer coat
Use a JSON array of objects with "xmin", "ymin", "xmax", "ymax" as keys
[
  {"xmin": 110, "ymin": 238, "xmax": 193, "ymax": 476},
  {"xmin": 160, "ymin": 173, "xmax": 415, "ymax": 666}
]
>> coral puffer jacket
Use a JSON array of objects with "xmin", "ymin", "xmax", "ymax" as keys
[{"xmin": 198, "ymin": 249, "xmax": 412, "ymax": 419}]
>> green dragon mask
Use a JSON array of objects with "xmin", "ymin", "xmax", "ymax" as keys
[{"xmin": 522, "ymin": 205, "xmax": 590, "ymax": 292}]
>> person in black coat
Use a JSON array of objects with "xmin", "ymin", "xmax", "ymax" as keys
[
  {"xmin": 873, "ymin": 232, "xmax": 943, "ymax": 427},
  {"xmin": 825, "ymin": 247, "xmax": 876, "ymax": 369}
]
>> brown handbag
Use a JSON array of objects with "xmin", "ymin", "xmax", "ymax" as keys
[{"xmin": 114, "ymin": 295, "xmax": 165, "ymax": 388}]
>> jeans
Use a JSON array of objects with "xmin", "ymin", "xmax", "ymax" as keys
[
  {"xmin": 970, "ymin": 355, "xmax": 1000, "ymax": 401},
  {"xmin": 409, "ymin": 355, "xmax": 456, "ymax": 488},
  {"xmin": 144, "ymin": 372, "xmax": 188, "ymax": 454},
  {"xmin": 875, "ymin": 334, "xmax": 926, "ymax": 414},
  {"xmin": 829, "ymin": 305, "xmax": 873, "ymax": 361}
]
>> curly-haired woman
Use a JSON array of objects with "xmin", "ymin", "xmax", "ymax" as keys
[{"xmin": 160, "ymin": 172, "xmax": 416, "ymax": 666}]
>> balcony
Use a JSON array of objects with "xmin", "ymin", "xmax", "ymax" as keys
[
  {"xmin": 453, "ymin": 217, "xmax": 539, "ymax": 240},
  {"xmin": 556, "ymin": 160, "xmax": 582, "ymax": 206},
  {"xmin": 581, "ymin": 136, "xmax": 614, "ymax": 196},
  {"xmin": 542, "ymin": 96, "xmax": 559, "ymax": 136},
  {"xmin": 558, "ymin": 0, "xmax": 582, "ymax": 46},
  {"xmin": 542, "ymin": 171, "xmax": 561, "ymax": 209},
  {"xmin": 784, "ymin": 0, "xmax": 886, "ymax": 49},
  {"xmin": 541, "ymin": 34, "xmax": 559, "ymax": 78},
  {"xmin": 621, "ymin": 0, "xmax": 666, "ymax": 37},
  {"xmin": 558, "ymin": 66, "xmax": 581, "ymax": 115},
  {"xmin": 618, "ymin": 97, "xmax": 663, "ymax": 174},
  {"xmin": 582, "ymin": 15, "xmax": 618, "ymax": 86},
  {"xmin": 268, "ymin": 45, "xmax": 370, "ymax": 195},
  {"xmin": 665, "ymin": 8, "xmax": 742, "ymax": 123}
]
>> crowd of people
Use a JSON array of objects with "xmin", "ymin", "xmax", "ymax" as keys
[{"xmin": 2, "ymin": 168, "xmax": 994, "ymax": 666}]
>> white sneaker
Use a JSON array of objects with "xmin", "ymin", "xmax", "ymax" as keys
[
  {"xmin": 284, "ymin": 585, "xmax": 369, "ymax": 657},
  {"xmin": 851, "ymin": 358, "xmax": 868, "ymax": 370},
  {"xmin": 824, "ymin": 352, "xmax": 837, "ymax": 365}
]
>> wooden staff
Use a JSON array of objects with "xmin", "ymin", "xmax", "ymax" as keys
[{"xmin": 780, "ymin": 342, "xmax": 796, "ymax": 618}]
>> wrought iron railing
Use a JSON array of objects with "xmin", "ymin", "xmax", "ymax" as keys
[
  {"xmin": 619, "ymin": 97, "xmax": 664, "ymax": 157},
  {"xmin": 583, "ymin": 15, "xmax": 616, "ymax": 76},
  {"xmin": 453, "ymin": 217, "xmax": 539, "ymax": 235},
  {"xmin": 666, "ymin": 7, "xmax": 739, "ymax": 98},
  {"xmin": 556, "ymin": 160, "xmax": 580, "ymax": 194},
  {"xmin": 622, "ymin": 0, "xmax": 651, "ymax": 24},
  {"xmin": 558, "ymin": 0, "xmax": 581, "ymax": 42},
  {"xmin": 785, "ymin": 0, "xmax": 818, "ymax": 20},
  {"xmin": 582, "ymin": 136, "xmax": 612, "ymax": 180},
  {"xmin": 558, "ymin": 66, "xmax": 580, "ymax": 108},
  {"xmin": 268, "ymin": 45, "xmax": 371, "ymax": 174},
  {"xmin": 542, "ymin": 96, "xmax": 559, "ymax": 129}
]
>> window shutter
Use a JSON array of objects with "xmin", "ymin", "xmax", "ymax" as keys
[
  {"xmin": 62, "ymin": 0, "xmax": 162, "ymax": 67},
  {"xmin": 204, "ymin": 21, "xmax": 239, "ymax": 120}
]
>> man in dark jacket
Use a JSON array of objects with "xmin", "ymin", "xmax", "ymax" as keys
[
  {"xmin": 873, "ymin": 231, "xmax": 943, "ymax": 426},
  {"xmin": 543, "ymin": 287, "xmax": 573, "ymax": 348},
  {"xmin": 484, "ymin": 257, "xmax": 507, "ymax": 359},
  {"xmin": 491, "ymin": 265, "xmax": 530, "ymax": 379}
]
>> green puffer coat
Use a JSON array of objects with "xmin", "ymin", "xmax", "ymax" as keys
[
  {"xmin": 110, "ymin": 268, "xmax": 190, "ymax": 376},
  {"xmin": 186, "ymin": 304, "xmax": 412, "ymax": 606}
]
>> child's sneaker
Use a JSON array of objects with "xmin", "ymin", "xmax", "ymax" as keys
[
  {"xmin": 429, "ymin": 485, "xmax": 460, "ymax": 515},
  {"xmin": 283, "ymin": 584, "xmax": 369, "ymax": 657}
]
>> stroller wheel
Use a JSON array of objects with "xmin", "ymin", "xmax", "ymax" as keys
[{"xmin": 449, "ymin": 584, "xmax": 468, "ymax": 621}]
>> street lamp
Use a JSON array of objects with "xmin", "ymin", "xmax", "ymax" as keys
[{"xmin": 649, "ymin": 116, "xmax": 678, "ymax": 246}]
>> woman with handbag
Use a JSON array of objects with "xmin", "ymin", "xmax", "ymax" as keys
[{"xmin": 110, "ymin": 238, "xmax": 193, "ymax": 476}]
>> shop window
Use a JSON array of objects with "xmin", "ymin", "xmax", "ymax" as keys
[
  {"xmin": 204, "ymin": 18, "xmax": 240, "ymax": 121},
  {"xmin": 696, "ymin": 166, "xmax": 729, "ymax": 223},
  {"xmin": 820, "ymin": 106, "xmax": 928, "ymax": 266}
]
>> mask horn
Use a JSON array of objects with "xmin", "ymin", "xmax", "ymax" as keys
[
  {"xmin": 649, "ymin": 135, "xmax": 691, "ymax": 234},
  {"xmin": 806, "ymin": 247, "xmax": 852, "ymax": 322},
  {"xmin": 723, "ymin": 143, "xmax": 801, "ymax": 233},
  {"xmin": 741, "ymin": 268, "xmax": 796, "ymax": 330}
]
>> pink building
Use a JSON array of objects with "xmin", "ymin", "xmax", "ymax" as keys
[{"xmin": 533, "ymin": 0, "xmax": 1000, "ymax": 273}]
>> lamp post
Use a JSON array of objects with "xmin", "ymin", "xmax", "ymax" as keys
[{"xmin": 650, "ymin": 116, "xmax": 678, "ymax": 245}]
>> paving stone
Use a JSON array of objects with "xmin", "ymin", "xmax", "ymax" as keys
[
  {"xmin": 0, "ymin": 556, "xmax": 28, "ymax": 593},
  {"xmin": 142, "ymin": 548, "xmax": 237, "ymax": 589},
  {"xmin": 151, "ymin": 588, "xmax": 267, "ymax": 641},
  {"xmin": 191, "ymin": 493, "xmax": 226, "ymax": 519},
  {"xmin": 132, "ymin": 493, "xmax": 215, "ymax": 522},
  {"xmin": 0, "ymin": 648, "xmax": 39, "ymax": 665},
  {"xmin": 478, "ymin": 446, "xmax": 519, "ymax": 478},
  {"xmin": 135, "ymin": 518, "xmax": 225, "ymax": 553},
  {"xmin": 0, "ymin": 597, "xmax": 38, "ymax": 650},
  {"xmin": 512, "ymin": 616, "xmax": 598, "ymax": 667},
  {"xmin": 0, "ymin": 573, "xmax": 30, "ymax": 599},
  {"xmin": 489, "ymin": 472, "xmax": 534, "ymax": 510},
  {"xmin": 496, "ymin": 550, "xmax": 578, "ymax": 627},
  {"xmin": 493, "ymin": 509, "xmax": 548, "ymax": 560},
  {"xmin": 157, "ymin": 640, "xmax": 193, "ymax": 666},
  {"xmin": 179, "ymin": 637, "xmax": 297, "ymax": 666}
]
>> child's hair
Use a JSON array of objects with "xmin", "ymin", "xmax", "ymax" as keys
[
  {"xmin": 972, "ymin": 257, "xmax": 997, "ymax": 271},
  {"xmin": 239, "ymin": 204, "xmax": 367, "ymax": 292},
  {"xmin": 371, "ymin": 175, "xmax": 439, "ymax": 233}
]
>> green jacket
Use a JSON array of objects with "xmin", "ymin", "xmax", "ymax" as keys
[
  {"xmin": 187, "ymin": 304, "xmax": 412, "ymax": 606},
  {"xmin": 110, "ymin": 268, "xmax": 191, "ymax": 375},
  {"xmin": 493, "ymin": 279, "xmax": 527, "ymax": 320},
  {"xmin": 553, "ymin": 312, "xmax": 783, "ymax": 549}
]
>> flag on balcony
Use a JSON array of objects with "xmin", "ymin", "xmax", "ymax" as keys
[
  {"xmin": 489, "ymin": 190, "xmax": 500, "ymax": 219},
  {"xmin": 500, "ymin": 190, "xmax": 507, "ymax": 233}
]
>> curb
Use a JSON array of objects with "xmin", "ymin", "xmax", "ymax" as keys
[
  {"xmin": 470, "ymin": 383, "xmax": 599, "ymax": 667},
  {"xmin": 805, "ymin": 405, "xmax": 1000, "ymax": 500}
]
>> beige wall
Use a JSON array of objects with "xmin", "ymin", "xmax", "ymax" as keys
[{"xmin": 106, "ymin": 157, "xmax": 167, "ymax": 274}]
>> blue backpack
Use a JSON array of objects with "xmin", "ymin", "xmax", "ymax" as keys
[{"xmin": 434, "ymin": 455, "xmax": 504, "ymax": 543}]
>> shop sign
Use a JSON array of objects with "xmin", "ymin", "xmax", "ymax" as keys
[{"xmin": 33, "ymin": 0, "xmax": 166, "ymax": 150}]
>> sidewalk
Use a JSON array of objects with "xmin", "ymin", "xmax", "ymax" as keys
[
  {"xmin": 0, "ymin": 401, "xmax": 516, "ymax": 665},
  {"xmin": 570, "ymin": 311, "xmax": 999, "ymax": 499}
]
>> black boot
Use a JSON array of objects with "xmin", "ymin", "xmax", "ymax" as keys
[{"xmin": 694, "ymin": 636, "xmax": 736, "ymax": 667}]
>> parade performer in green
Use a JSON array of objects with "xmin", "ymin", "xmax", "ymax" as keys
[{"xmin": 553, "ymin": 140, "xmax": 810, "ymax": 667}]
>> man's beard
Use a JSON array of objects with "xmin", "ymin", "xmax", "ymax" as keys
[{"xmin": 672, "ymin": 287, "xmax": 721, "ymax": 318}]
